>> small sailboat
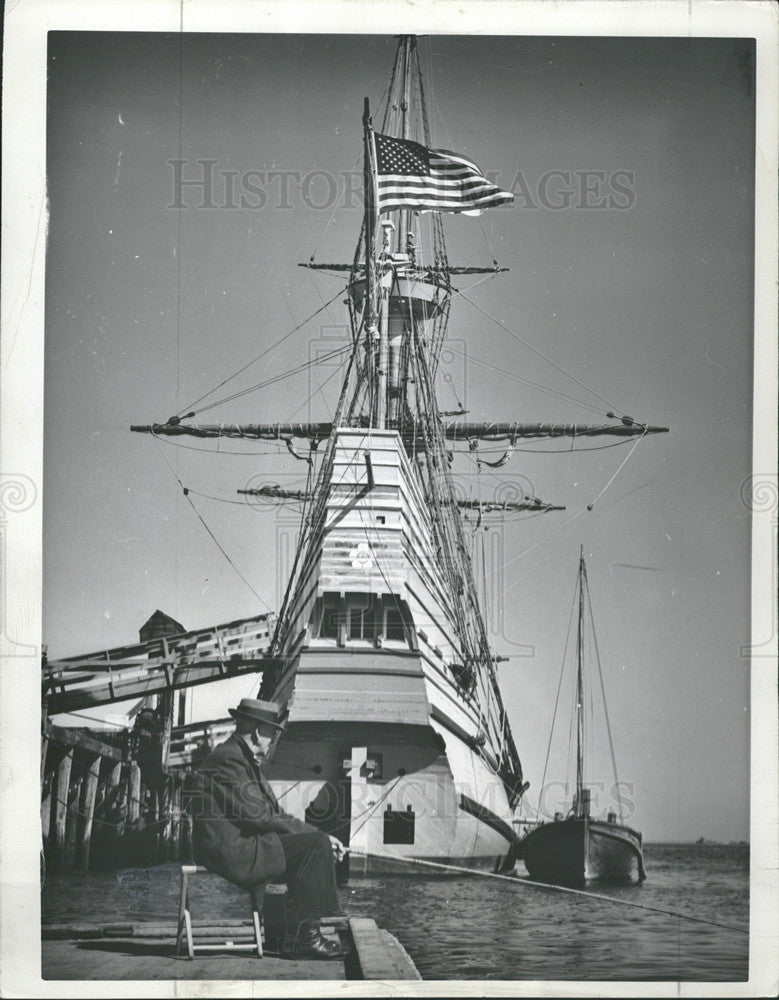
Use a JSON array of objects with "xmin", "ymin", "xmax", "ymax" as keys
[{"xmin": 521, "ymin": 548, "xmax": 646, "ymax": 887}]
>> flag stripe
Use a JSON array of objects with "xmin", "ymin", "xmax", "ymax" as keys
[
  {"xmin": 378, "ymin": 194, "xmax": 512, "ymax": 211},
  {"xmin": 378, "ymin": 176, "xmax": 500, "ymax": 194},
  {"xmin": 381, "ymin": 167, "xmax": 494, "ymax": 184},
  {"xmin": 430, "ymin": 149, "xmax": 482, "ymax": 171}
]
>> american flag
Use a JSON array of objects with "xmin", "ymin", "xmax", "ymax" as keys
[{"xmin": 373, "ymin": 132, "xmax": 513, "ymax": 215}]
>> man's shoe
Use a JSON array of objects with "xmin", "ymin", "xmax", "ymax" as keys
[{"xmin": 286, "ymin": 921, "xmax": 351, "ymax": 960}]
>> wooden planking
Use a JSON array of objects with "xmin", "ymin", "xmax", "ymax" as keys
[
  {"xmin": 57, "ymin": 613, "xmax": 272, "ymax": 665},
  {"xmin": 282, "ymin": 428, "xmax": 448, "ymax": 634},
  {"xmin": 44, "ymin": 722, "xmax": 123, "ymax": 760},
  {"xmin": 41, "ymin": 712, "xmax": 50, "ymax": 786},
  {"xmin": 288, "ymin": 650, "xmax": 430, "ymax": 725},
  {"xmin": 41, "ymin": 769, "xmax": 53, "ymax": 842},
  {"xmin": 43, "ymin": 916, "xmax": 349, "ymax": 941},
  {"xmin": 44, "ymin": 656, "xmax": 267, "ymax": 715},
  {"xmin": 317, "ymin": 430, "xmax": 431, "ymax": 599},
  {"xmin": 41, "ymin": 939, "xmax": 346, "ymax": 981},
  {"xmin": 42, "ymin": 941, "xmax": 132, "ymax": 982},
  {"xmin": 348, "ymin": 917, "xmax": 421, "ymax": 980},
  {"xmin": 290, "ymin": 687, "xmax": 430, "ymax": 725},
  {"xmin": 106, "ymin": 760, "xmax": 122, "ymax": 803},
  {"xmin": 294, "ymin": 647, "xmax": 423, "ymax": 672},
  {"xmin": 167, "ymin": 717, "xmax": 233, "ymax": 768},
  {"xmin": 64, "ymin": 771, "xmax": 81, "ymax": 872},
  {"xmin": 313, "ymin": 430, "xmax": 467, "ymax": 689}
]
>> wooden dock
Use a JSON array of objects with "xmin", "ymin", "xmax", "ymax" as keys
[
  {"xmin": 40, "ymin": 611, "xmax": 279, "ymax": 874},
  {"xmin": 41, "ymin": 917, "xmax": 421, "ymax": 981}
]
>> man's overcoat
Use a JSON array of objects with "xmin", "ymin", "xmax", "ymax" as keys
[{"xmin": 188, "ymin": 732, "xmax": 313, "ymax": 889}]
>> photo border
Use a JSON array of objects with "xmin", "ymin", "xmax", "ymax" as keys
[{"xmin": 2, "ymin": 1, "xmax": 776, "ymax": 996}]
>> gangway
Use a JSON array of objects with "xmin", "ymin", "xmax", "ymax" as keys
[{"xmin": 43, "ymin": 614, "xmax": 273, "ymax": 715}]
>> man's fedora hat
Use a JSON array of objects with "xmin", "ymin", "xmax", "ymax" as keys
[{"xmin": 229, "ymin": 698, "xmax": 284, "ymax": 730}]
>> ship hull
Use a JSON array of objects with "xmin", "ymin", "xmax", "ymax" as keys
[
  {"xmin": 521, "ymin": 817, "xmax": 645, "ymax": 887},
  {"xmin": 266, "ymin": 714, "xmax": 516, "ymax": 874}
]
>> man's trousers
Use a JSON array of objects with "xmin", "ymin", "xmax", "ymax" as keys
[{"xmin": 277, "ymin": 830, "xmax": 341, "ymax": 933}]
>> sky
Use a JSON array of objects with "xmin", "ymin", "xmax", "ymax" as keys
[{"xmin": 43, "ymin": 31, "xmax": 755, "ymax": 843}]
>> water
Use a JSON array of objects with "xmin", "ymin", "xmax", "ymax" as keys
[
  {"xmin": 345, "ymin": 844, "xmax": 749, "ymax": 980},
  {"xmin": 42, "ymin": 843, "xmax": 748, "ymax": 981}
]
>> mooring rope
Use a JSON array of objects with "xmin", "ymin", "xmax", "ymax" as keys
[{"xmin": 348, "ymin": 849, "xmax": 749, "ymax": 935}]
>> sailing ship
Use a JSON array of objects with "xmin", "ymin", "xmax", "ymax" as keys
[
  {"xmin": 520, "ymin": 548, "xmax": 647, "ymax": 886},
  {"xmin": 43, "ymin": 36, "xmax": 666, "ymax": 875}
]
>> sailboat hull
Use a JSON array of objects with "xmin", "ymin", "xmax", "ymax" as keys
[{"xmin": 521, "ymin": 817, "xmax": 645, "ymax": 887}]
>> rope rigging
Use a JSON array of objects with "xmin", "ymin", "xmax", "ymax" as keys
[
  {"xmin": 146, "ymin": 437, "xmax": 296, "ymax": 457},
  {"xmin": 307, "ymin": 148, "xmax": 362, "ymax": 265},
  {"xmin": 259, "ymin": 40, "xmax": 519, "ymax": 752},
  {"xmin": 150, "ymin": 433, "xmax": 272, "ymax": 611},
  {"xmin": 537, "ymin": 566, "xmax": 580, "ymax": 818},
  {"xmin": 442, "ymin": 341, "xmax": 608, "ymax": 417},
  {"xmin": 173, "ymin": 285, "xmax": 349, "ymax": 419},
  {"xmin": 452, "ymin": 285, "xmax": 629, "ymax": 419},
  {"xmin": 407, "ymin": 317, "xmax": 520, "ymax": 784},
  {"xmin": 585, "ymin": 425, "xmax": 649, "ymax": 510},
  {"xmin": 459, "ymin": 437, "xmax": 639, "ymax": 455},
  {"xmin": 585, "ymin": 562, "xmax": 623, "ymax": 820},
  {"xmin": 280, "ymin": 349, "xmax": 354, "ymax": 432},
  {"xmin": 192, "ymin": 343, "xmax": 352, "ymax": 417},
  {"xmin": 264, "ymin": 338, "xmax": 362, "ymax": 664}
]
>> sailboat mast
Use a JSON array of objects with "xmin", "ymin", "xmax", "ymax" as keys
[{"xmin": 575, "ymin": 546, "xmax": 585, "ymax": 817}]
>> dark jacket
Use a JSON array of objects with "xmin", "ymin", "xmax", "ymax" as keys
[{"xmin": 187, "ymin": 732, "xmax": 314, "ymax": 889}]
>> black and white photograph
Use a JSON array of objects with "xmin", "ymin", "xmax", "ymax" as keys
[{"xmin": 1, "ymin": 0, "xmax": 777, "ymax": 995}]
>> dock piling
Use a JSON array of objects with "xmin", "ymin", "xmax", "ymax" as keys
[
  {"xmin": 127, "ymin": 762, "xmax": 142, "ymax": 826},
  {"xmin": 64, "ymin": 771, "xmax": 81, "ymax": 871},
  {"xmin": 79, "ymin": 755, "xmax": 101, "ymax": 871},
  {"xmin": 53, "ymin": 750, "xmax": 73, "ymax": 871},
  {"xmin": 41, "ymin": 768, "xmax": 53, "ymax": 846}
]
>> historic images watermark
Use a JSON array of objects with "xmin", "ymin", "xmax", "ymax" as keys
[
  {"xmin": 185, "ymin": 774, "xmax": 638, "ymax": 826},
  {"xmin": 534, "ymin": 779, "xmax": 639, "ymax": 823},
  {"xmin": 168, "ymin": 160, "xmax": 637, "ymax": 212}
]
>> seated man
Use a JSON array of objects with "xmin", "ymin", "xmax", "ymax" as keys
[{"xmin": 187, "ymin": 697, "xmax": 348, "ymax": 959}]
